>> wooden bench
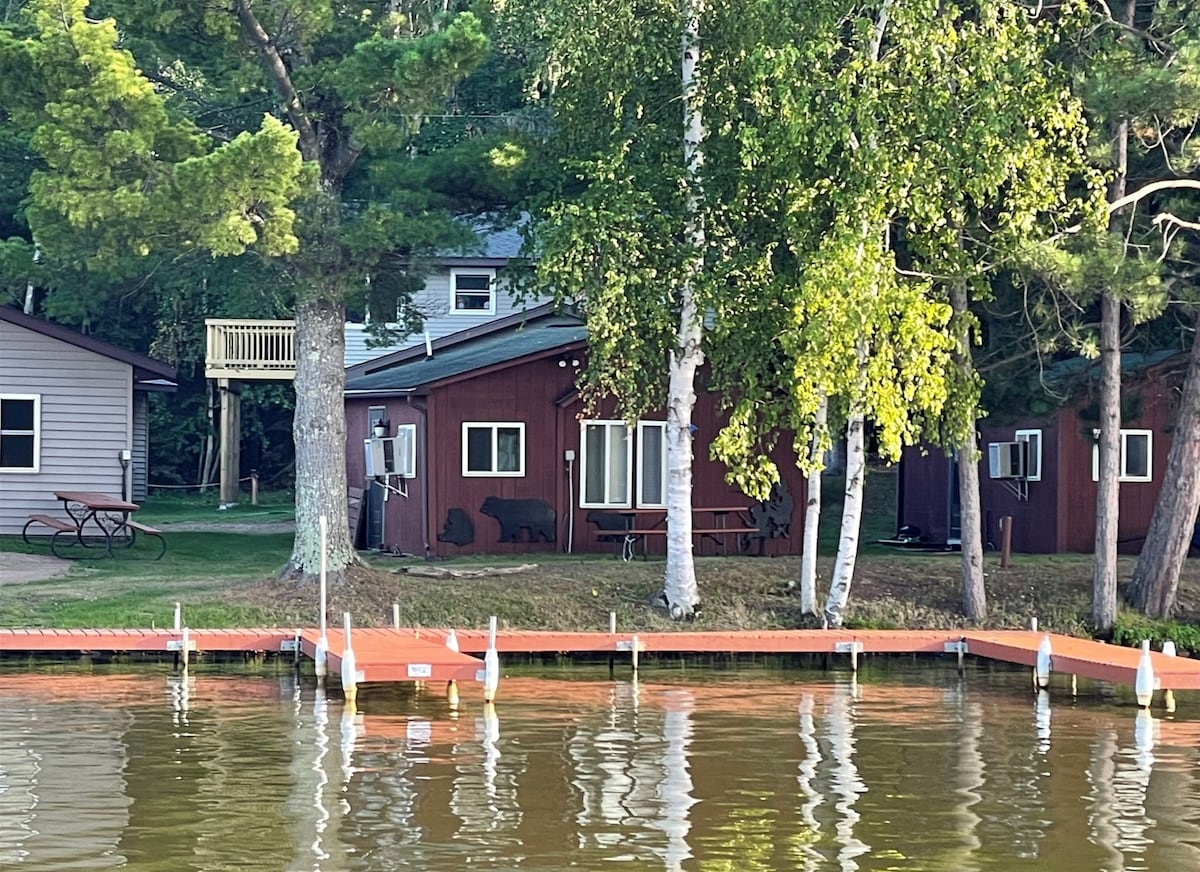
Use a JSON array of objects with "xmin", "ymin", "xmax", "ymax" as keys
[
  {"xmin": 22, "ymin": 513, "xmax": 78, "ymax": 541},
  {"xmin": 124, "ymin": 520, "xmax": 167, "ymax": 560}
]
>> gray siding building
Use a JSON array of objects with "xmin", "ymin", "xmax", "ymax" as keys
[{"xmin": 0, "ymin": 308, "xmax": 175, "ymax": 535}]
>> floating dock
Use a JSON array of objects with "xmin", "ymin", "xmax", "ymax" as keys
[{"xmin": 0, "ymin": 626, "xmax": 1196, "ymax": 699}]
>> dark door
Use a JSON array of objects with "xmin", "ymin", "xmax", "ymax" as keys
[
  {"xmin": 947, "ymin": 456, "xmax": 962, "ymax": 545},
  {"xmin": 365, "ymin": 405, "xmax": 386, "ymax": 549}
]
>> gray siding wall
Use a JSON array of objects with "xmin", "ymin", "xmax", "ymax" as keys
[
  {"xmin": 0, "ymin": 320, "xmax": 133, "ymax": 535},
  {"xmin": 345, "ymin": 270, "xmax": 550, "ymax": 366},
  {"xmin": 132, "ymin": 392, "xmax": 148, "ymax": 502}
]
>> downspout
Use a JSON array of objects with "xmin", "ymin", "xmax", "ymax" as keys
[{"xmin": 409, "ymin": 397, "xmax": 431, "ymax": 558}]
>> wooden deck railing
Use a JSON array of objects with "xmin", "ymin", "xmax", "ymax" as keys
[{"xmin": 204, "ymin": 319, "xmax": 296, "ymax": 380}]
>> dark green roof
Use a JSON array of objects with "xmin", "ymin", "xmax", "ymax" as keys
[{"xmin": 345, "ymin": 314, "xmax": 586, "ymax": 395}]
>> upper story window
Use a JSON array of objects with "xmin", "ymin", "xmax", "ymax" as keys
[
  {"xmin": 1015, "ymin": 429, "xmax": 1042, "ymax": 482},
  {"xmin": 451, "ymin": 268, "xmax": 496, "ymax": 315},
  {"xmin": 462, "ymin": 422, "xmax": 524, "ymax": 476},
  {"xmin": 1092, "ymin": 429, "xmax": 1153, "ymax": 483},
  {"xmin": 0, "ymin": 394, "xmax": 40, "ymax": 472}
]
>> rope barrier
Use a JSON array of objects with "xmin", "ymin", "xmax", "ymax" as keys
[{"xmin": 148, "ymin": 474, "xmax": 257, "ymax": 491}]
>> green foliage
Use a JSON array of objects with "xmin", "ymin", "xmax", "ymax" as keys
[{"xmin": 1112, "ymin": 611, "xmax": 1200, "ymax": 654}]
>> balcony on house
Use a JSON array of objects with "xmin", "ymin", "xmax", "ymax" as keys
[{"xmin": 204, "ymin": 319, "xmax": 297, "ymax": 380}]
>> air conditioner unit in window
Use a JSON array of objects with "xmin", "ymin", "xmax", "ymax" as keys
[
  {"xmin": 364, "ymin": 429, "xmax": 416, "ymax": 479},
  {"xmin": 988, "ymin": 441, "xmax": 1025, "ymax": 479}
]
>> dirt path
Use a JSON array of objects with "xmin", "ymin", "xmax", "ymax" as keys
[{"xmin": 0, "ymin": 553, "xmax": 72, "ymax": 585}]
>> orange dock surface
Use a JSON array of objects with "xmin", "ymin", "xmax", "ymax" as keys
[{"xmin": 1, "ymin": 626, "xmax": 1197, "ymax": 694}]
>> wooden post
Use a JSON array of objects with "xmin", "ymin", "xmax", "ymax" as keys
[
  {"xmin": 608, "ymin": 612, "xmax": 616, "ymax": 679},
  {"xmin": 250, "ymin": 469, "xmax": 259, "ymax": 505},
  {"xmin": 999, "ymin": 515, "xmax": 1013, "ymax": 568},
  {"xmin": 218, "ymin": 379, "xmax": 241, "ymax": 508}
]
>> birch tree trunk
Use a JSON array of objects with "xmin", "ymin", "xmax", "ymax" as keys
[
  {"xmin": 1093, "ymin": 29, "xmax": 1132, "ymax": 629},
  {"xmin": 1127, "ymin": 319, "xmax": 1200, "ymax": 618},
  {"xmin": 949, "ymin": 282, "xmax": 986, "ymax": 621},
  {"xmin": 662, "ymin": 0, "xmax": 705, "ymax": 618},
  {"xmin": 798, "ymin": 394, "xmax": 827, "ymax": 615},
  {"xmin": 824, "ymin": 413, "xmax": 865, "ymax": 628}
]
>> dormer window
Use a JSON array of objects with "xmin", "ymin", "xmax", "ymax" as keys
[{"xmin": 451, "ymin": 268, "xmax": 496, "ymax": 315}]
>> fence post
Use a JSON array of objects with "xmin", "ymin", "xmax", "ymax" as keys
[
  {"xmin": 999, "ymin": 516, "xmax": 1013, "ymax": 569},
  {"xmin": 251, "ymin": 469, "xmax": 259, "ymax": 505}
]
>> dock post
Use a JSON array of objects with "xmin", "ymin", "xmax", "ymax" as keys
[
  {"xmin": 393, "ymin": 603, "xmax": 400, "ymax": 630},
  {"xmin": 608, "ymin": 612, "xmax": 617, "ymax": 679},
  {"xmin": 173, "ymin": 602, "xmax": 181, "ymax": 632},
  {"xmin": 293, "ymin": 629, "xmax": 301, "ymax": 667},
  {"xmin": 483, "ymin": 616, "xmax": 500, "ymax": 704},
  {"xmin": 1134, "ymin": 640, "xmax": 1155, "ymax": 708},
  {"xmin": 1030, "ymin": 616, "xmax": 1038, "ymax": 633},
  {"xmin": 181, "ymin": 626, "xmax": 190, "ymax": 674},
  {"xmin": 1035, "ymin": 634, "xmax": 1052, "ymax": 690},
  {"xmin": 341, "ymin": 612, "xmax": 358, "ymax": 705},
  {"xmin": 446, "ymin": 629, "xmax": 460, "ymax": 709},
  {"xmin": 631, "ymin": 634, "xmax": 640, "ymax": 676},
  {"xmin": 956, "ymin": 639, "xmax": 965, "ymax": 673},
  {"xmin": 1070, "ymin": 674, "xmax": 1077, "ymax": 698},
  {"xmin": 315, "ymin": 516, "xmax": 329, "ymax": 681},
  {"xmin": 1162, "ymin": 641, "xmax": 1176, "ymax": 713}
]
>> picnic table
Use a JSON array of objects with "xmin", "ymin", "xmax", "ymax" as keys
[
  {"xmin": 598, "ymin": 506, "xmax": 758, "ymax": 561},
  {"xmin": 21, "ymin": 491, "xmax": 166, "ymax": 559}
]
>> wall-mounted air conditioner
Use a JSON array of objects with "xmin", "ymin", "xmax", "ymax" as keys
[
  {"xmin": 364, "ymin": 425, "xmax": 416, "ymax": 478},
  {"xmin": 988, "ymin": 441, "xmax": 1025, "ymax": 479}
]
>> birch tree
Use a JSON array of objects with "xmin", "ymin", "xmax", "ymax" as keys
[
  {"xmin": 507, "ymin": 0, "xmax": 723, "ymax": 617},
  {"xmin": 708, "ymin": 0, "xmax": 1097, "ymax": 624}
]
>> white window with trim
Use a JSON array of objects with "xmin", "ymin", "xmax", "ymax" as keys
[
  {"xmin": 1091, "ymin": 429, "xmax": 1153, "ymax": 483},
  {"xmin": 462, "ymin": 422, "xmax": 524, "ymax": 476},
  {"xmin": 1015, "ymin": 429, "xmax": 1042, "ymax": 482},
  {"xmin": 450, "ymin": 268, "xmax": 496, "ymax": 314},
  {"xmin": 0, "ymin": 394, "xmax": 40, "ymax": 472},
  {"xmin": 580, "ymin": 420, "xmax": 632, "ymax": 508},
  {"xmin": 636, "ymin": 421, "xmax": 668, "ymax": 507}
]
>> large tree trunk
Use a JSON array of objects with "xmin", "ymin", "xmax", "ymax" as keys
[
  {"xmin": 1092, "ymin": 53, "xmax": 1132, "ymax": 630},
  {"xmin": 662, "ymin": 0, "xmax": 705, "ymax": 618},
  {"xmin": 284, "ymin": 291, "xmax": 358, "ymax": 578},
  {"xmin": 949, "ymin": 283, "xmax": 987, "ymax": 621},
  {"xmin": 1128, "ymin": 320, "xmax": 1200, "ymax": 617},
  {"xmin": 798, "ymin": 394, "xmax": 827, "ymax": 615},
  {"xmin": 824, "ymin": 413, "xmax": 865, "ymax": 628}
]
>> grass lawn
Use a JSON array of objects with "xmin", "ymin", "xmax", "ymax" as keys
[{"xmin": 2, "ymin": 476, "xmax": 1197, "ymax": 644}]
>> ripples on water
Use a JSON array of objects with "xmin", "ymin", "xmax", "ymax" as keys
[{"xmin": 0, "ymin": 665, "xmax": 1196, "ymax": 871}]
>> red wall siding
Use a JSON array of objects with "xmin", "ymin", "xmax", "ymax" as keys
[
  {"xmin": 899, "ymin": 361, "xmax": 1183, "ymax": 554},
  {"xmin": 348, "ymin": 357, "xmax": 807, "ymax": 558},
  {"xmin": 426, "ymin": 358, "xmax": 576, "ymax": 555},
  {"xmin": 898, "ymin": 446, "xmax": 953, "ymax": 544},
  {"xmin": 1054, "ymin": 376, "xmax": 1176, "ymax": 553},
  {"xmin": 345, "ymin": 398, "xmax": 427, "ymax": 554}
]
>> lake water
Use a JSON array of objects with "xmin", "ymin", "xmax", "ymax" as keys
[{"xmin": 0, "ymin": 663, "xmax": 1196, "ymax": 871}]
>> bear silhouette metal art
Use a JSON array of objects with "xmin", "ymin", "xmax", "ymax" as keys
[
  {"xmin": 479, "ymin": 497, "xmax": 556, "ymax": 543},
  {"xmin": 437, "ymin": 508, "xmax": 475, "ymax": 546}
]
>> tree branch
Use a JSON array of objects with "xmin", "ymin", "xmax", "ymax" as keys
[
  {"xmin": 1109, "ymin": 179, "xmax": 1200, "ymax": 215},
  {"xmin": 1153, "ymin": 211, "xmax": 1200, "ymax": 232},
  {"xmin": 232, "ymin": 0, "xmax": 319, "ymax": 163}
]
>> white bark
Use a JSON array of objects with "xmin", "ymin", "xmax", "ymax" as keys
[
  {"xmin": 798, "ymin": 394, "xmax": 827, "ymax": 614},
  {"xmin": 950, "ymin": 281, "xmax": 986, "ymax": 621},
  {"xmin": 824, "ymin": 413, "xmax": 865, "ymax": 628},
  {"xmin": 662, "ymin": 0, "xmax": 705, "ymax": 618}
]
